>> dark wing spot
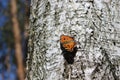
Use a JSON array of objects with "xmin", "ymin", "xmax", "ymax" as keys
[{"xmin": 67, "ymin": 45, "xmax": 70, "ymax": 48}]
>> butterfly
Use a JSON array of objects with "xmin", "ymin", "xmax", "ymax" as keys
[
  {"xmin": 60, "ymin": 34, "xmax": 78, "ymax": 64},
  {"xmin": 60, "ymin": 35, "xmax": 76, "ymax": 52}
]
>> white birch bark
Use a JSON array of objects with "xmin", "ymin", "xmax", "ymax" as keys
[{"xmin": 26, "ymin": 0, "xmax": 120, "ymax": 80}]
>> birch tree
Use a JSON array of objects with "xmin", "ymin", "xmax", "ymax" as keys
[{"xmin": 26, "ymin": 0, "xmax": 120, "ymax": 80}]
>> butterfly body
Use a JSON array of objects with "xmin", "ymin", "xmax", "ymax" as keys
[{"xmin": 60, "ymin": 35, "xmax": 77, "ymax": 64}]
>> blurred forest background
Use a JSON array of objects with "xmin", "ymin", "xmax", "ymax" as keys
[{"xmin": 0, "ymin": 0, "xmax": 30, "ymax": 80}]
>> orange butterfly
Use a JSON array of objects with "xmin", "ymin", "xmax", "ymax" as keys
[{"xmin": 60, "ymin": 35, "xmax": 76, "ymax": 52}]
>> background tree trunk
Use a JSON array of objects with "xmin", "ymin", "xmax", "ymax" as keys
[
  {"xmin": 26, "ymin": 0, "xmax": 120, "ymax": 80},
  {"xmin": 11, "ymin": 0, "xmax": 24, "ymax": 80}
]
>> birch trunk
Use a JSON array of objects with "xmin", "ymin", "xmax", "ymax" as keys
[{"xmin": 26, "ymin": 0, "xmax": 120, "ymax": 80}]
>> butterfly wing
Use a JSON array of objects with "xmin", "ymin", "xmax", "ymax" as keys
[
  {"xmin": 60, "ymin": 35, "xmax": 76, "ymax": 52},
  {"xmin": 60, "ymin": 35, "xmax": 78, "ymax": 64}
]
